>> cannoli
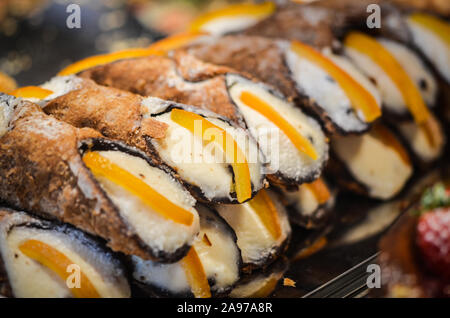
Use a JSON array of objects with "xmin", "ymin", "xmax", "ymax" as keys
[
  {"xmin": 329, "ymin": 123, "xmax": 413, "ymax": 200},
  {"xmin": 279, "ymin": 178, "xmax": 336, "ymax": 229},
  {"xmin": 188, "ymin": 2, "xmax": 276, "ymax": 36},
  {"xmin": 240, "ymin": 0, "xmax": 440, "ymax": 46},
  {"xmin": 0, "ymin": 94, "xmax": 200, "ymax": 262},
  {"xmin": 403, "ymin": 13, "xmax": 450, "ymax": 127},
  {"xmin": 229, "ymin": 257, "xmax": 288, "ymax": 298},
  {"xmin": 40, "ymin": 76, "xmax": 265, "ymax": 204},
  {"xmin": 0, "ymin": 208, "xmax": 130, "ymax": 298},
  {"xmin": 343, "ymin": 33, "xmax": 446, "ymax": 163},
  {"xmin": 62, "ymin": 51, "xmax": 329, "ymax": 187},
  {"xmin": 132, "ymin": 205, "xmax": 241, "ymax": 298},
  {"xmin": 215, "ymin": 189, "xmax": 291, "ymax": 271},
  {"xmin": 241, "ymin": 1, "xmax": 344, "ymax": 48},
  {"xmin": 186, "ymin": 35, "xmax": 382, "ymax": 135},
  {"xmin": 401, "ymin": 13, "xmax": 450, "ymax": 83}
]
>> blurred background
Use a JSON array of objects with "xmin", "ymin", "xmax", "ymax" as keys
[
  {"xmin": 0, "ymin": 0, "xmax": 448, "ymax": 86},
  {"xmin": 0, "ymin": 0, "xmax": 251, "ymax": 86}
]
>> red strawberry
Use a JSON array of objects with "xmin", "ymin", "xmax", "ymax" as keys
[{"xmin": 416, "ymin": 207, "xmax": 450, "ymax": 281}]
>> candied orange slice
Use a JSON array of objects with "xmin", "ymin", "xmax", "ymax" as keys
[
  {"xmin": 240, "ymin": 90, "xmax": 318, "ymax": 160},
  {"xmin": 83, "ymin": 151, "xmax": 194, "ymax": 226},
  {"xmin": 148, "ymin": 31, "xmax": 208, "ymax": 52},
  {"xmin": 190, "ymin": 2, "xmax": 275, "ymax": 32},
  {"xmin": 371, "ymin": 124, "xmax": 411, "ymax": 166},
  {"xmin": 170, "ymin": 108, "xmax": 252, "ymax": 203},
  {"xmin": 248, "ymin": 189, "xmax": 282, "ymax": 240},
  {"xmin": 408, "ymin": 13, "xmax": 450, "ymax": 47},
  {"xmin": 58, "ymin": 48, "xmax": 163, "ymax": 76},
  {"xmin": 419, "ymin": 113, "xmax": 441, "ymax": 148},
  {"xmin": 291, "ymin": 41, "xmax": 381, "ymax": 123},
  {"xmin": 180, "ymin": 248, "xmax": 211, "ymax": 298},
  {"xmin": 0, "ymin": 72, "xmax": 17, "ymax": 94},
  {"xmin": 11, "ymin": 86, "xmax": 53, "ymax": 99},
  {"xmin": 345, "ymin": 32, "xmax": 430, "ymax": 124},
  {"xmin": 305, "ymin": 178, "xmax": 331, "ymax": 204},
  {"xmin": 19, "ymin": 239, "xmax": 100, "ymax": 298}
]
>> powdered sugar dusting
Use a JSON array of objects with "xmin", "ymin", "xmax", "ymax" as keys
[
  {"xmin": 300, "ymin": 7, "xmax": 329, "ymax": 26},
  {"xmin": 41, "ymin": 75, "xmax": 83, "ymax": 101},
  {"xmin": 141, "ymin": 97, "xmax": 173, "ymax": 116},
  {"xmin": 0, "ymin": 94, "xmax": 23, "ymax": 137},
  {"xmin": 21, "ymin": 113, "xmax": 71, "ymax": 141}
]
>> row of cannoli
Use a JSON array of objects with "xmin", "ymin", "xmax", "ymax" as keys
[
  {"xmin": 0, "ymin": 94, "xmax": 293, "ymax": 297},
  {"xmin": 0, "ymin": 0, "xmax": 448, "ymax": 298},
  {"xmin": 0, "ymin": 203, "xmax": 289, "ymax": 298}
]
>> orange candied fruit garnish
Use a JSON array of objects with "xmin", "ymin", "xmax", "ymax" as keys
[
  {"xmin": 419, "ymin": 113, "xmax": 442, "ymax": 149},
  {"xmin": 19, "ymin": 239, "xmax": 100, "ymax": 298},
  {"xmin": 189, "ymin": 2, "xmax": 275, "ymax": 32},
  {"xmin": 291, "ymin": 40, "xmax": 381, "ymax": 123},
  {"xmin": 170, "ymin": 108, "xmax": 252, "ymax": 203},
  {"xmin": 148, "ymin": 31, "xmax": 208, "ymax": 52},
  {"xmin": 408, "ymin": 13, "xmax": 450, "ymax": 47},
  {"xmin": 240, "ymin": 90, "xmax": 318, "ymax": 160},
  {"xmin": 82, "ymin": 151, "xmax": 194, "ymax": 226},
  {"xmin": 344, "ymin": 32, "xmax": 430, "ymax": 125},
  {"xmin": 371, "ymin": 123, "xmax": 411, "ymax": 166},
  {"xmin": 180, "ymin": 248, "xmax": 211, "ymax": 298},
  {"xmin": 11, "ymin": 86, "xmax": 53, "ymax": 99},
  {"xmin": 58, "ymin": 48, "xmax": 163, "ymax": 76},
  {"xmin": 248, "ymin": 189, "xmax": 282, "ymax": 240},
  {"xmin": 304, "ymin": 178, "xmax": 331, "ymax": 204}
]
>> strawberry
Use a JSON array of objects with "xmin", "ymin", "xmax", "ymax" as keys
[{"xmin": 416, "ymin": 207, "xmax": 450, "ymax": 281}]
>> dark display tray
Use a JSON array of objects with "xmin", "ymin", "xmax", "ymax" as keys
[{"xmin": 275, "ymin": 165, "xmax": 449, "ymax": 298}]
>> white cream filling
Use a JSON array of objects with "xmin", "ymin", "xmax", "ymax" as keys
[
  {"xmin": 40, "ymin": 76, "xmax": 83, "ymax": 100},
  {"xmin": 325, "ymin": 51, "xmax": 382, "ymax": 108},
  {"xmin": 283, "ymin": 184, "xmax": 319, "ymax": 217},
  {"xmin": 227, "ymin": 74, "xmax": 328, "ymax": 180},
  {"xmin": 132, "ymin": 207, "xmax": 240, "ymax": 294},
  {"xmin": 150, "ymin": 111, "xmax": 263, "ymax": 201},
  {"xmin": 379, "ymin": 39, "xmax": 437, "ymax": 106},
  {"xmin": 215, "ymin": 191, "xmax": 291, "ymax": 265},
  {"xmin": 285, "ymin": 47, "xmax": 372, "ymax": 132},
  {"xmin": 1, "ymin": 226, "xmax": 130, "ymax": 298},
  {"xmin": 344, "ymin": 46, "xmax": 406, "ymax": 114},
  {"xmin": 334, "ymin": 201, "xmax": 405, "ymax": 246},
  {"xmin": 0, "ymin": 95, "xmax": 21, "ymax": 138},
  {"xmin": 17, "ymin": 75, "xmax": 83, "ymax": 106},
  {"xmin": 199, "ymin": 16, "xmax": 262, "ymax": 36},
  {"xmin": 132, "ymin": 255, "xmax": 190, "ymax": 294},
  {"xmin": 398, "ymin": 120, "xmax": 445, "ymax": 162},
  {"xmin": 193, "ymin": 206, "xmax": 240, "ymax": 292},
  {"xmin": 407, "ymin": 19, "xmax": 450, "ymax": 83},
  {"xmin": 92, "ymin": 150, "xmax": 199, "ymax": 254},
  {"xmin": 332, "ymin": 130, "xmax": 413, "ymax": 199}
]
